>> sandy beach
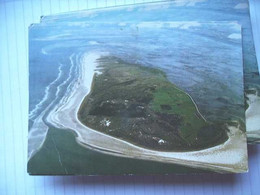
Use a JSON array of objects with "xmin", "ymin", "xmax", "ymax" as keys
[
  {"xmin": 46, "ymin": 51, "xmax": 248, "ymax": 173},
  {"xmin": 246, "ymin": 92, "xmax": 260, "ymax": 142}
]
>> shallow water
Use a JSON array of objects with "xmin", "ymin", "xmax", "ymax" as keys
[{"xmin": 29, "ymin": 22, "xmax": 244, "ymax": 127}]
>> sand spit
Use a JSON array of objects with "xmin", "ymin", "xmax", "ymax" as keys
[{"xmin": 46, "ymin": 51, "xmax": 248, "ymax": 173}]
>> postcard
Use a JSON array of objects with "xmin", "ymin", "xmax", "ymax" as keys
[
  {"xmin": 28, "ymin": 21, "xmax": 247, "ymax": 175},
  {"xmin": 39, "ymin": 0, "xmax": 260, "ymax": 143}
]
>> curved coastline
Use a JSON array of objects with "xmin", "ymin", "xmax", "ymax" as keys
[
  {"xmin": 28, "ymin": 53, "xmax": 81, "ymax": 159},
  {"xmin": 46, "ymin": 51, "xmax": 248, "ymax": 173}
]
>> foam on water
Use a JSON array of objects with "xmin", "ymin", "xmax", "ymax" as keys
[
  {"xmin": 28, "ymin": 53, "xmax": 79, "ymax": 159},
  {"xmin": 29, "ymin": 63, "xmax": 64, "ymax": 119}
]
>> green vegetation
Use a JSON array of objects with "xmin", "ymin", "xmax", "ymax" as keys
[
  {"xmin": 151, "ymin": 84, "xmax": 207, "ymax": 143},
  {"xmin": 28, "ymin": 128, "xmax": 206, "ymax": 175},
  {"xmin": 78, "ymin": 56, "xmax": 228, "ymax": 151}
]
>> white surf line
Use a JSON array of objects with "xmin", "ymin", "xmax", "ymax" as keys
[
  {"xmin": 46, "ymin": 51, "xmax": 247, "ymax": 173},
  {"xmin": 50, "ymin": 53, "xmax": 80, "ymax": 114},
  {"xmin": 63, "ymin": 53, "xmax": 81, "ymax": 102},
  {"xmin": 55, "ymin": 53, "xmax": 80, "ymax": 97},
  {"xmin": 29, "ymin": 62, "xmax": 64, "ymax": 119},
  {"xmin": 246, "ymin": 89, "xmax": 260, "ymax": 134},
  {"xmin": 30, "ymin": 52, "xmax": 79, "ymax": 119},
  {"xmin": 46, "ymin": 52, "xmax": 92, "ymax": 129},
  {"xmin": 28, "ymin": 53, "xmax": 77, "ymax": 159}
]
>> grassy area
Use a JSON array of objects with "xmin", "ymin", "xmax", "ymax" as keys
[
  {"xmin": 78, "ymin": 56, "xmax": 228, "ymax": 151},
  {"xmin": 28, "ymin": 128, "xmax": 206, "ymax": 175},
  {"xmin": 151, "ymin": 84, "xmax": 207, "ymax": 143}
]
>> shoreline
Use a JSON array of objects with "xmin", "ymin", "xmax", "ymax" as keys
[
  {"xmin": 246, "ymin": 92, "xmax": 260, "ymax": 131},
  {"xmin": 28, "ymin": 54, "xmax": 77, "ymax": 159},
  {"xmin": 246, "ymin": 91, "xmax": 260, "ymax": 142},
  {"xmin": 46, "ymin": 51, "xmax": 248, "ymax": 173}
]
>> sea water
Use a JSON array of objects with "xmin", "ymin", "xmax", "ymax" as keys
[{"xmin": 29, "ymin": 21, "xmax": 243, "ymax": 131}]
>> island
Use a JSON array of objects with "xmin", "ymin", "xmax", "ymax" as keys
[{"xmin": 78, "ymin": 56, "xmax": 228, "ymax": 151}]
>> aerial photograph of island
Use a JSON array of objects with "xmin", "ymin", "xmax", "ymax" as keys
[
  {"xmin": 40, "ymin": 0, "xmax": 260, "ymax": 143},
  {"xmin": 28, "ymin": 21, "xmax": 247, "ymax": 175}
]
